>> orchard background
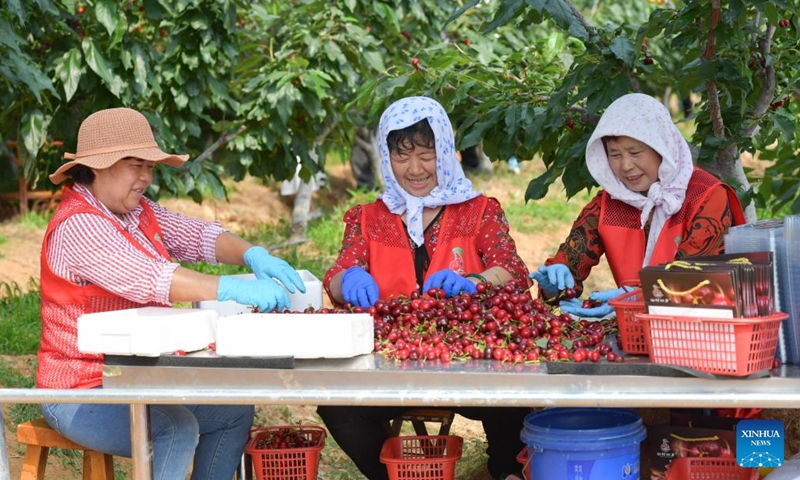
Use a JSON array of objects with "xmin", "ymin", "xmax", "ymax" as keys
[
  {"xmin": 1, "ymin": 0, "xmax": 799, "ymax": 228},
  {"xmin": 1, "ymin": 0, "xmax": 800, "ymax": 479}
]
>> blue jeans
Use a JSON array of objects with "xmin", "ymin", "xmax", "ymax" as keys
[{"xmin": 41, "ymin": 400, "xmax": 254, "ymax": 480}]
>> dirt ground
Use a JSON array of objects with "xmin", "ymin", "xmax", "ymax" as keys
[{"xmin": 1, "ymin": 162, "xmax": 798, "ymax": 479}]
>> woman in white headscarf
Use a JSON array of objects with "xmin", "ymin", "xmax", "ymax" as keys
[
  {"xmin": 531, "ymin": 93, "xmax": 745, "ymax": 317},
  {"xmin": 324, "ymin": 96, "xmax": 528, "ymax": 307},
  {"xmin": 319, "ymin": 96, "xmax": 529, "ymax": 480}
]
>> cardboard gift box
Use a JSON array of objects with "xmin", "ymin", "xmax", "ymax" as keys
[
  {"xmin": 640, "ymin": 265, "xmax": 740, "ymax": 318},
  {"xmin": 640, "ymin": 253, "xmax": 776, "ymax": 319},
  {"xmin": 649, "ymin": 409, "xmax": 740, "ymax": 480}
]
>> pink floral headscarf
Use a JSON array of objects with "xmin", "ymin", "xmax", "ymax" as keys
[{"xmin": 585, "ymin": 93, "xmax": 694, "ymax": 266}]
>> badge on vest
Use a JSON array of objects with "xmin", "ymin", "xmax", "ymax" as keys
[{"xmin": 449, "ymin": 247, "xmax": 466, "ymax": 275}]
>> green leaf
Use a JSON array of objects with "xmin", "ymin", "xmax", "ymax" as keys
[
  {"xmin": 54, "ymin": 48, "xmax": 83, "ymax": 101},
  {"xmin": 609, "ymin": 36, "xmax": 635, "ymax": 67},
  {"xmin": 81, "ymin": 38, "xmax": 122, "ymax": 96},
  {"xmin": 446, "ymin": 0, "xmax": 479, "ymax": 26},
  {"xmin": 7, "ymin": 50, "xmax": 56, "ymax": 102},
  {"xmin": 5, "ymin": 0, "xmax": 24, "ymax": 25},
  {"xmin": 323, "ymin": 41, "xmax": 346, "ymax": 64},
  {"xmin": 95, "ymin": 0, "xmax": 119, "ymax": 37},
  {"xmin": 131, "ymin": 44, "xmax": 149, "ymax": 94},
  {"xmin": 484, "ymin": 0, "xmax": 525, "ymax": 33},
  {"xmin": 0, "ymin": 17, "xmax": 25, "ymax": 53},
  {"xmin": 526, "ymin": 166, "xmax": 561, "ymax": 201},
  {"xmin": 20, "ymin": 110, "xmax": 49, "ymax": 159},
  {"xmin": 361, "ymin": 50, "xmax": 386, "ymax": 73}
]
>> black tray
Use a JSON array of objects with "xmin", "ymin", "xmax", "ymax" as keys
[
  {"xmin": 104, "ymin": 354, "xmax": 295, "ymax": 369},
  {"xmin": 545, "ymin": 359, "xmax": 769, "ymax": 379}
]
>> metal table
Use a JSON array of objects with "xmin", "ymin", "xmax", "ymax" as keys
[{"xmin": 4, "ymin": 356, "xmax": 800, "ymax": 479}]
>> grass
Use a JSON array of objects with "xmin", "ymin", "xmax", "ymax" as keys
[{"xmin": 0, "ymin": 280, "xmax": 42, "ymax": 355}]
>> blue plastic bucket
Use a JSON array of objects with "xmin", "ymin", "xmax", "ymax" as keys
[{"xmin": 520, "ymin": 407, "xmax": 646, "ymax": 480}]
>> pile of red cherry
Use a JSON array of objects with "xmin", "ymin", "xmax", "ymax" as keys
[
  {"xmin": 253, "ymin": 428, "xmax": 319, "ymax": 450},
  {"xmin": 310, "ymin": 280, "xmax": 622, "ymax": 364}
]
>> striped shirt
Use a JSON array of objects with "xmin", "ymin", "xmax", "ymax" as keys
[{"xmin": 46, "ymin": 183, "xmax": 227, "ymax": 305}]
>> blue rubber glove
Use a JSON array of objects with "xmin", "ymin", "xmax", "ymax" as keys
[
  {"xmin": 528, "ymin": 264, "xmax": 574, "ymax": 297},
  {"xmin": 422, "ymin": 269, "xmax": 477, "ymax": 297},
  {"xmin": 243, "ymin": 246, "xmax": 306, "ymax": 294},
  {"xmin": 217, "ymin": 275, "xmax": 290, "ymax": 312},
  {"xmin": 341, "ymin": 266, "xmax": 379, "ymax": 308},
  {"xmin": 559, "ymin": 286, "xmax": 634, "ymax": 318},
  {"xmin": 589, "ymin": 286, "xmax": 634, "ymax": 303}
]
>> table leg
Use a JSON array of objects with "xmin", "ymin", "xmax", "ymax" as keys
[
  {"xmin": 0, "ymin": 406, "xmax": 10, "ymax": 480},
  {"xmin": 130, "ymin": 403, "xmax": 153, "ymax": 480}
]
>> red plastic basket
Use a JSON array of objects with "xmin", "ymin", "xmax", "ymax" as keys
[
  {"xmin": 516, "ymin": 447, "xmax": 530, "ymax": 479},
  {"xmin": 380, "ymin": 435, "xmax": 463, "ymax": 480},
  {"xmin": 665, "ymin": 457, "xmax": 759, "ymax": 480},
  {"xmin": 608, "ymin": 288, "xmax": 648, "ymax": 355},
  {"xmin": 638, "ymin": 312, "xmax": 786, "ymax": 376},
  {"xmin": 245, "ymin": 426, "xmax": 326, "ymax": 480}
]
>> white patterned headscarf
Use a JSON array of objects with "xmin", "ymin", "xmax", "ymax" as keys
[
  {"xmin": 378, "ymin": 96, "xmax": 480, "ymax": 247},
  {"xmin": 585, "ymin": 93, "xmax": 694, "ymax": 266}
]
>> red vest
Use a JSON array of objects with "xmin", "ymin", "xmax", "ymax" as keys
[
  {"xmin": 37, "ymin": 184, "xmax": 171, "ymax": 389},
  {"xmin": 599, "ymin": 168, "xmax": 745, "ymax": 287},
  {"xmin": 362, "ymin": 197, "xmax": 487, "ymax": 299}
]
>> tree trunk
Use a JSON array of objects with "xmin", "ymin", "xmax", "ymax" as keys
[
  {"xmin": 354, "ymin": 126, "xmax": 383, "ymax": 190},
  {"xmin": 688, "ymin": 143, "xmax": 756, "ymax": 223},
  {"xmin": 474, "ymin": 142, "xmax": 494, "ymax": 173}
]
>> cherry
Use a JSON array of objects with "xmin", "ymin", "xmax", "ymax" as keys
[
  {"xmin": 173, "ymin": 349, "xmax": 186, "ymax": 356},
  {"xmin": 779, "ymin": 19, "xmax": 790, "ymax": 28},
  {"xmin": 643, "ymin": 57, "xmax": 654, "ymax": 65},
  {"xmin": 77, "ymin": 4, "xmax": 85, "ymax": 14},
  {"xmin": 562, "ymin": 287, "xmax": 576, "ymax": 300},
  {"xmin": 565, "ymin": 119, "xmax": 575, "ymax": 130},
  {"xmin": 411, "ymin": 58, "xmax": 419, "ymax": 68}
]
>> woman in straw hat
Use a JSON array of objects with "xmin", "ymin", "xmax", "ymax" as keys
[{"xmin": 38, "ymin": 107, "xmax": 306, "ymax": 479}]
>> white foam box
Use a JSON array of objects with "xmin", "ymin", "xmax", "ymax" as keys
[
  {"xmin": 215, "ymin": 312, "xmax": 374, "ymax": 358},
  {"xmin": 77, "ymin": 307, "xmax": 218, "ymax": 357},
  {"xmin": 193, "ymin": 270, "xmax": 323, "ymax": 316}
]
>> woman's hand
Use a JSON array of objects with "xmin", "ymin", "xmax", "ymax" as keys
[
  {"xmin": 529, "ymin": 264, "xmax": 574, "ymax": 297},
  {"xmin": 341, "ymin": 266, "xmax": 379, "ymax": 308},
  {"xmin": 559, "ymin": 286, "xmax": 633, "ymax": 318},
  {"xmin": 244, "ymin": 246, "xmax": 306, "ymax": 293},
  {"xmin": 217, "ymin": 275, "xmax": 291, "ymax": 312},
  {"xmin": 423, "ymin": 269, "xmax": 477, "ymax": 297}
]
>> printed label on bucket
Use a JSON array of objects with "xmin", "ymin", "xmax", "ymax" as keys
[{"xmin": 563, "ymin": 455, "xmax": 639, "ymax": 480}]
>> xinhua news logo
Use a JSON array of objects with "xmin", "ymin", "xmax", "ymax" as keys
[{"xmin": 736, "ymin": 419, "xmax": 784, "ymax": 469}]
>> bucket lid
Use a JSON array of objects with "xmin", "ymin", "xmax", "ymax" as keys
[{"xmin": 521, "ymin": 408, "xmax": 646, "ymax": 450}]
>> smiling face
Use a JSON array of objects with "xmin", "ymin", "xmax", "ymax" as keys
[
  {"xmin": 390, "ymin": 144, "xmax": 438, "ymax": 197},
  {"xmin": 89, "ymin": 158, "xmax": 155, "ymax": 217},
  {"xmin": 604, "ymin": 136, "xmax": 662, "ymax": 194}
]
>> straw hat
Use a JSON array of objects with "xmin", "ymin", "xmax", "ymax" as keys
[{"xmin": 50, "ymin": 108, "xmax": 189, "ymax": 184}]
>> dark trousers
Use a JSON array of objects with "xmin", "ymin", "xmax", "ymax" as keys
[{"xmin": 317, "ymin": 405, "xmax": 529, "ymax": 480}]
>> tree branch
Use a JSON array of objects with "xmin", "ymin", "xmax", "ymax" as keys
[
  {"xmin": 703, "ymin": 0, "xmax": 724, "ymax": 138},
  {"xmin": 745, "ymin": 24, "xmax": 776, "ymax": 137},
  {"xmin": 194, "ymin": 126, "xmax": 248, "ymax": 164}
]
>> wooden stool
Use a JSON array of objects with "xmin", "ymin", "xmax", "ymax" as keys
[
  {"xmin": 388, "ymin": 408, "xmax": 455, "ymax": 437},
  {"xmin": 16, "ymin": 418, "xmax": 114, "ymax": 480}
]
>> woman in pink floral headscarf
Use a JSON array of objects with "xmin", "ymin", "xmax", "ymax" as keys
[{"xmin": 531, "ymin": 93, "xmax": 745, "ymax": 317}]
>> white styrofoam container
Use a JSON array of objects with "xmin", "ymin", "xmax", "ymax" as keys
[
  {"xmin": 77, "ymin": 307, "xmax": 218, "ymax": 357},
  {"xmin": 193, "ymin": 270, "xmax": 323, "ymax": 316},
  {"xmin": 215, "ymin": 313, "xmax": 374, "ymax": 358}
]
